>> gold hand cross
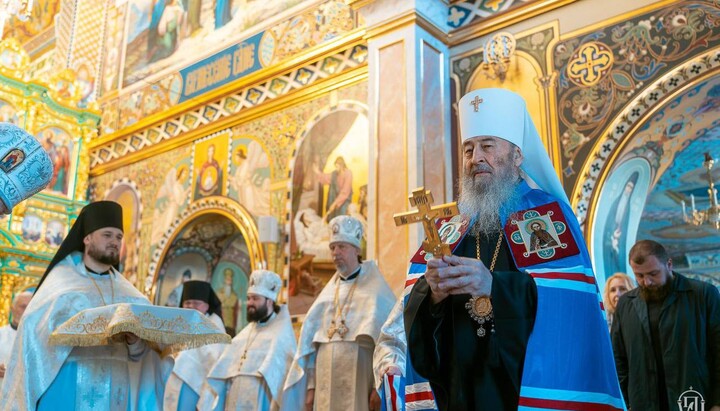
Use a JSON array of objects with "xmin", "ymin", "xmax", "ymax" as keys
[{"xmin": 393, "ymin": 187, "xmax": 459, "ymax": 257}]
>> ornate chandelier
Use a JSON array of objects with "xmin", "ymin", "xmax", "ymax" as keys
[
  {"xmin": 0, "ymin": 0, "xmax": 33, "ymax": 40},
  {"xmin": 681, "ymin": 152, "xmax": 720, "ymax": 230}
]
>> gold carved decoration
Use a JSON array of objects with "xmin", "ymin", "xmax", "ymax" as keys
[
  {"xmin": 567, "ymin": 42, "xmax": 614, "ymax": 87},
  {"xmin": 47, "ymin": 69, "xmax": 83, "ymax": 107},
  {"xmin": 481, "ymin": 31, "xmax": 516, "ymax": 82}
]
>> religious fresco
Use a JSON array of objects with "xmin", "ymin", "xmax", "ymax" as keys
[
  {"xmin": 0, "ymin": 39, "xmax": 98, "ymax": 327},
  {"xmin": 211, "ymin": 238, "xmax": 252, "ymax": 334},
  {"xmin": 20, "ymin": 214, "xmax": 43, "ymax": 243},
  {"xmin": 151, "ymin": 158, "xmax": 192, "ymax": 245},
  {"xmin": 122, "ymin": 0, "xmax": 308, "ymax": 87},
  {"xmin": 89, "ymin": 81, "xmax": 367, "ymax": 308},
  {"xmin": 229, "ymin": 138, "xmax": 272, "ymax": 217},
  {"xmin": 591, "ymin": 75, "xmax": 720, "ymax": 290},
  {"xmin": 156, "ymin": 252, "xmax": 210, "ymax": 307},
  {"xmin": 89, "ymin": 143, "xmax": 193, "ymax": 292},
  {"xmin": 2, "ymin": 0, "xmax": 61, "ymax": 45},
  {"xmin": 287, "ymin": 105, "xmax": 369, "ymax": 315},
  {"xmin": 44, "ymin": 220, "xmax": 65, "ymax": 248},
  {"xmin": 100, "ymin": 0, "xmax": 358, "ymax": 133},
  {"xmin": 193, "ymin": 132, "xmax": 230, "ymax": 200},
  {"xmin": 0, "ymin": 100, "xmax": 18, "ymax": 124},
  {"xmin": 101, "ymin": 4, "xmax": 125, "ymax": 97},
  {"xmin": 105, "ymin": 182, "xmax": 143, "ymax": 284},
  {"xmin": 36, "ymin": 126, "xmax": 74, "ymax": 196},
  {"xmin": 552, "ymin": 0, "xmax": 720, "ymax": 192},
  {"xmin": 153, "ymin": 214, "xmax": 252, "ymax": 334}
]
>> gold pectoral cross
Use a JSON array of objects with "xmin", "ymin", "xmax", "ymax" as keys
[
  {"xmin": 327, "ymin": 319, "xmax": 348, "ymax": 340},
  {"xmin": 393, "ymin": 187, "xmax": 459, "ymax": 257}
]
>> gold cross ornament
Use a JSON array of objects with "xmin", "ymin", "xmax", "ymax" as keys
[
  {"xmin": 393, "ymin": 187, "xmax": 459, "ymax": 257},
  {"xmin": 470, "ymin": 95, "xmax": 483, "ymax": 112}
]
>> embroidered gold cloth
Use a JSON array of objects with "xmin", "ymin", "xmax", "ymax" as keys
[{"xmin": 50, "ymin": 303, "xmax": 230, "ymax": 354}]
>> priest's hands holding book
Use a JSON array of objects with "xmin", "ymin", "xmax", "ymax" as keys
[{"xmin": 425, "ymin": 255, "xmax": 493, "ymax": 305}]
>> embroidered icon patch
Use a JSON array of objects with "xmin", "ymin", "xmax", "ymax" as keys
[
  {"xmin": 504, "ymin": 201, "xmax": 579, "ymax": 267},
  {"xmin": 0, "ymin": 148, "xmax": 25, "ymax": 173}
]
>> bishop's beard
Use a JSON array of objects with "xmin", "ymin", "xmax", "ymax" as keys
[{"xmin": 458, "ymin": 162, "xmax": 520, "ymax": 237}]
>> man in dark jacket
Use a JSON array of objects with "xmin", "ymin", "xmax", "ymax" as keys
[{"xmin": 612, "ymin": 239, "xmax": 720, "ymax": 411}]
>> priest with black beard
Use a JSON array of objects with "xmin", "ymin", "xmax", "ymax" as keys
[
  {"xmin": 200, "ymin": 270, "xmax": 297, "ymax": 410},
  {"xmin": 0, "ymin": 201, "xmax": 166, "ymax": 411}
]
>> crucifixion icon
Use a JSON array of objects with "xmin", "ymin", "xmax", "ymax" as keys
[{"xmin": 393, "ymin": 187, "xmax": 459, "ymax": 257}]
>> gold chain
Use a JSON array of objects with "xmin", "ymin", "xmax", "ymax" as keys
[
  {"xmin": 467, "ymin": 232, "xmax": 504, "ymax": 338},
  {"xmin": 327, "ymin": 275, "xmax": 359, "ymax": 339},
  {"xmin": 238, "ymin": 323, "xmax": 260, "ymax": 368},
  {"xmin": 88, "ymin": 272, "xmax": 115, "ymax": 306},
  {"xmin": 476, "ymin": 231, "xmax": 504, "ymax": 271}
]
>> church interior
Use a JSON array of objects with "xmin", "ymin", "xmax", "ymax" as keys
[{"xmin": 0, "ymin": 0, "xmax": 719, "ymax": 330}]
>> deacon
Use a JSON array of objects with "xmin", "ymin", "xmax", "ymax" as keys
[
  {"xmin": 404, "ymin": 89, "xmax": 624, "ymax": 410},
  {"xmin": 283, "ymin": 215, "xmax": 396, "ymax": 411},
  {"xmin": 0, "ymin": 122, "xmax": 53, "ymax": 215},
  {"xmin": 164, "ymin": 280, "xmax": 226, "ymax": 411},
  {"xmin": 0, "ymin": 291, "xmax": 32, "ymax": 385},
  {"xmin": 0, "ymin": 201, "xmax": 165, "ymax": 411},
  {"xmin": 199, "ymin": 270, "xmax": 296, "ymax": 410}
]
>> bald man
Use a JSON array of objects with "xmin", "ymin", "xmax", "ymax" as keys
[{"xmin": 0, "ymin": 291, "xmax": 32, "ymax": 382}]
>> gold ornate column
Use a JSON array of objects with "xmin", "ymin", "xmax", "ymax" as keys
[{"xmin": 351, "ymin": 0, "xmax": 452, "ymax": 293}]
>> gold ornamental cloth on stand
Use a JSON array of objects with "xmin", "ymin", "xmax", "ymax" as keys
[{"xmin": 49, "ymin": 303, "xmax": 230, "ymax": 354}]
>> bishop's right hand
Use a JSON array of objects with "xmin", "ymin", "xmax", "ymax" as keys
[{"xmin": 426, "ymin": 255, "xmax": 493, "ymax": 304}]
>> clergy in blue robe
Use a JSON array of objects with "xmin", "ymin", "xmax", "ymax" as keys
[
  {"xmin": 0, "ymin": 201, "xmax": 166, "ymax": 411},
  {"xmin": 404, "ymin": 89, "xmax": 625, "ymax": 411}
]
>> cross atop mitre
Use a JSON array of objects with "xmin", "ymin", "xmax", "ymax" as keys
[{"xmin": 393, "ymin": 187, "xmax": 459, "ymax": 257}]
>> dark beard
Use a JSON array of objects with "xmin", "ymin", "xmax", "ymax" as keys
[
  {"xmin": 87, "ymin": 244, "xmax": 120, "ymax": 266},
  {"xmin": 458, "ymin": 158, "xmax": 520, "ymax": 237},
  {"xmin": 639, "ymin": 278, "xmax": 673, "ymax": 303},
  {"xmin": 246, "ymin": 303, "xmax": 270, "ymax": 322}
]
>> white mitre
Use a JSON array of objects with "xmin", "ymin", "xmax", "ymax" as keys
[
  {"xmin": 247, "ymin": 269, "xmax": 282, "ymax": 302},
  {"xmin": 458, "ymin": 88, "xmax": 569, "ymax": 205},
  {"xmin": 328, "ymin": 215, "xmax": 363, "ymax": 248}
]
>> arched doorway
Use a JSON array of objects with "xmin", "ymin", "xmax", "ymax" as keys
[{"xmin": 149, "ymin": 196, "xmax": 264, "ymax": 335}]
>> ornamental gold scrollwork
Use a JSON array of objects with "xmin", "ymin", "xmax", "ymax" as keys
[{"xmin": 567, "ymin": 42, "xmax": 614, "ymax": 88}]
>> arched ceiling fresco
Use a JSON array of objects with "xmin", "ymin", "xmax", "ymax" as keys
[{"xmin": 611, "ymin": 74, "xmax": 720, "ymax": 284}]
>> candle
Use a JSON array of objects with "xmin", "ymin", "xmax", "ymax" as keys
[
  {"xmin": 682, "ymin": 200, "xmax": 687, "ymax": 220},
  {"xmin": 691, "ymin": 194, "xmax": 696, "ymax": 211}
]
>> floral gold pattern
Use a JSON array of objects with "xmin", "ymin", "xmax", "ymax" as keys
[{"xmin": 49, "ymin": 303, "xmax": 230, "ymax": 354}]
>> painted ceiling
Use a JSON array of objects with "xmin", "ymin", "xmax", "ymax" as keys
[{"xmin": 614, "ymin": 74, "xmax": 720, "ymax": 274}]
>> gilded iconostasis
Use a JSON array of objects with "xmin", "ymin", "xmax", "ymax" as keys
[{"xmin": 1, "ymin": 0, "xmax": 719, "ymax": 327}]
